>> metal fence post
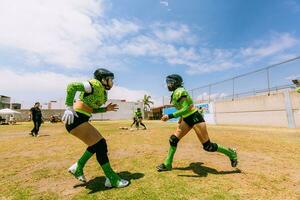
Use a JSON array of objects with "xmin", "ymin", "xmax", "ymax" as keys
[
  {"xmin": 283, "ymin": 89, "xmax": 296, "ymax": 128},
  {"xmin": 208, "ymin": 84, "xmax": 211, "ymax": 102},
  {"xmin": 267, "ymin": 68, "xmax": 270, "ymax": 95},
  {"xmin": 232, "ymin": 78, "xmax": 235, "ymax": 101}
]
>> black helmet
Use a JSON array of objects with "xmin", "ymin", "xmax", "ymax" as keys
[
  {"xmin": 292, "ymin": 79, "xmax": 300, "ymax": 86},
  {"xmin": 94, "ymin": 68, "xmax": 114, "ymax": 90},
  {"xmin": 137, "ymin": 108, "xmax": 141, "ymax": 111},
  {"xmin": 94, "ymin": 68, "xmax": 114, "ymax": 81},
  {"xmin": 166, "ymin": 74, "xmax": 183, "ymax": 91}
]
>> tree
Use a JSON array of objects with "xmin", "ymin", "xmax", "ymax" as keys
[{"xmin": 143, "ymin": 94, "xmax": 154, "ymax": 111}]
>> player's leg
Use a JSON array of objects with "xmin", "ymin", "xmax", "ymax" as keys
[
  {"xmin": 156, "ymin": 120, "xmax": 192, "ymax": 171},
  {"xmin": 193, "ymin": 122, "xmax": 238, "ymax": 167}
]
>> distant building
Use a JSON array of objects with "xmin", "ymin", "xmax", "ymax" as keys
[
  {"xmin": 149, "ymin": 105, "xmax": 173, "ymax": 120},
  {"xmin": 45, "ymin": 99, "xmax": 65, "ymax": 110},
  {"xmin": 91, "ymin": 99, "xmax": 144, "ymax": 120},
  {"xmin": 11, "ymin": 103, "xmax": 21, "ymax": 110},
  {"xmin": 0, "ymin": 95, "xmax": 11, "ymax": 109}
]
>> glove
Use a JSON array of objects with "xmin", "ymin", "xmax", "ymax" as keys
[{"xmin": 62, "ymin": 106, "xmax": 78, "ymax": 125}]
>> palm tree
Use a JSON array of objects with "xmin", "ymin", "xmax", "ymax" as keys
[{"xmin": 143, "ymin": 94, "xmax": 154, "ymax": 111}]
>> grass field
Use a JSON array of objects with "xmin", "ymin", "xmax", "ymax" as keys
[{"xmin": 0, "ymin": 121, "xmax": 300, "ymax": 200}]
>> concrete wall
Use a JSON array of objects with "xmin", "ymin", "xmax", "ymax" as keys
[
  {"xmin": 214, "ymin": 89, "xmax": 300, "ymax": 128},
  {"xmin": 91, "ymin": 100, "xmax": 143, "ymax": 120},
  {"xmin": 4, "ymin": 109, "xmax": 65, "ymax": 122},
  {"xmin": 3, "ymin": 100, "xmax": 143, "ymax": 122},
  {"xmin": 290, "ymin": 90, "xmax": 300, "ymax": 127}
]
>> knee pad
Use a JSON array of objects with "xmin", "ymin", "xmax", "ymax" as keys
[
  {"xmin": 169, "ymin": 135, "xmax": 179, "ymax": 147},
  {"xmin": 87, "ymin": 144, "xmax": 97, "ymax": 154},
  {"xmin": 91, "ymin": 139, "xmax": 109, "ymax": 165},
  {"xmin": 203, "ymin": 140, "xmax": 218, "ymax": 152}
]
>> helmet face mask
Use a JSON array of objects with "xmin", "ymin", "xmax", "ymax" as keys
[
  {"xmin": 166, "ymin": 74, "xmax": 183, "ymax": 91},
  {"xmin": 94, "ymin": 68, "xmax": 115, "ymax": 90},
  {"xmin": 166, "ymin": 79, "xmax": 176, "ymax": 91},
  {"xmin": 102, "ymin": 77, "xmax": 114, "ymax": 90}
]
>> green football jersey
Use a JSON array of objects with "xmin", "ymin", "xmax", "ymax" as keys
[
  {"xmin": 65, "ymin": 79, "xmax": 107, "ymax": 116},
  {"xmin": 170, "ymin": 87, "xmax": 197, "ymax": 118},
  {"xmin": 135, "ymin": 111, "xmax": 142, "ymax": 118}
]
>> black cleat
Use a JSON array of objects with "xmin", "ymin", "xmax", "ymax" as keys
[
  {"xmin": 230, "ymin": 159, "xmax": 238, "ymax": 167},
  {"xmin": 229, "ymin": 148, "xmax": 238, "ymax": 167},
  {"xmin": 156, "ymin": 163, "xmax": 172, "ymax": 172}
]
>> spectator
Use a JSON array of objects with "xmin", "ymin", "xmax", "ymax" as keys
[{"xmin": 29, "ymin": 102, "xmax": 42, "ymax": 137}]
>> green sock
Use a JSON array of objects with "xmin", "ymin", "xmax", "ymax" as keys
[
  {"xmin": 217, "ymin": 144, "xmax": 236, "ymax": 160},
  {"xmin": 101, "ymin": 162, "xmax": 120, "ymax": 186},
  {"xmin": 164, "ymin": 146, "xmax": 177, "ymax": 168},
  {"xmin": 76, "ymin": 150, "xmax": 93, "ymax": 176}
]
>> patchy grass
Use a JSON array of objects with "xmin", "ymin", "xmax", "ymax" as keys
[{"xmin": 0, "ymin": 121, "xmax": 299, "ymax": 200}]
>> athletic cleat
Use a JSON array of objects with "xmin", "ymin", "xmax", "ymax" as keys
[
  {"xmin": 229, "ymin": 148, "xmax": 238, "ymax": 167},
  {"xmin": 68, "ymin": 162, "xmax": 87, "ymax": 183},
  {"xmin": 231, "ymin": 159, "xmax": 238, "ymax": 167},
  {"xmin": 104, "ymin": 177, "xmax": 129, "ymax": 188},
  {"xmin": 156, "ymin": 163, "xmax": 172, "ymax": 172}
]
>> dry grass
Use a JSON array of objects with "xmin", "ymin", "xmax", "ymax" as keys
[{"xmin": 0, "ymin": 121, "xmax": 299, "ymax": 200}]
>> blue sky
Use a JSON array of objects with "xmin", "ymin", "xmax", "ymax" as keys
[{"xmin": 0, "ymin": 0, "xmax": 300, "ymax": 108}]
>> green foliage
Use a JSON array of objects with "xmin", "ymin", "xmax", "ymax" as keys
[{"xmin": 143, "ymin": 94, "xmax": 154, "ymax": 111}]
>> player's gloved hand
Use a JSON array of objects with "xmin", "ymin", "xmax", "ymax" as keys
[{"xmin": 62, "ymin": 106, "xmax": 78, "ymax": 125}]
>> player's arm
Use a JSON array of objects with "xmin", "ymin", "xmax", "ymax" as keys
[
  {"xmin": 93, "ymin": 107, "xmax": 106, "ymax": 113},
  {"xmin": 93, "ymin": 103, "xmax": 118, "ymax": 113},
  {"xmin": 65, "ymin": 81, "xmax": 91, "ymax": 106},
  {"xmin": 168, "ymin": 97, "xmax": 191, "ymax": 119}
]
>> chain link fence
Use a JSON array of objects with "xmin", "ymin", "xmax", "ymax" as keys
[{"xmin": 187, "ymin": 56, "xmax": 300, "ymax": 103}]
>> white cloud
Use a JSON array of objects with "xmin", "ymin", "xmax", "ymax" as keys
[
  {"xmin": 184, "ymin": 33, "xmax": 300, "ymax": 74},
  {"xmin": 0, "ymin": 0, "xmax": 103, "ymax": 68},
  {"xmin": 241, "ymin": 33, "xmax": 298, "ymax": 58},
  {"xmin": 160, "ymin": 0, "xmax": 169, "ymax": 7},
  {"xmin": 152, "ymin": 23, "xmax": 197, "ymax": 45},
  {"xmin": 96, "ymin": 31, "xmax": 300, "ymax": 75},
  {"xmin": 285, "ymin": 0, "xmax": 300, "ymax": 13},
  {"xmin": 0, "ymin": 0, "xmax": 298, "ymax": 77},
  {"xmin": 109, "ymin": 86, "xmax": 149, "ymax": 102},
  {"xmin": 285, "ymin": 74, "xmax": 300, "ymax": 81},
  {"xmin": 0, "ymin": 69, "xmax": 154, "ymax": 108},
  {"xmin": 97, "ymin": 19, "xmax": 140, "ymax": 41}
]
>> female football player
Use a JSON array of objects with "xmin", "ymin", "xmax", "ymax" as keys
[
  {"xmin": 62, "ymin": 68, "xmax": 129, "ymax": 188},
  {"xmin": 157, "ymin": 74, "xmax": 238, "ymax": 172}
]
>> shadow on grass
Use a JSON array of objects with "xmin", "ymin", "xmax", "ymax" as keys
[
  {"xmin": 73, "ymin": 171, "xmax": 144, "ymax": 194},
  {"xmin": 174, "ymin": 162, "xmax": 241, "ymax": 177}
]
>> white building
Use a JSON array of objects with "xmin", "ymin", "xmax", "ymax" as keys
[{"xmin": 91, "ymin": 99, "xmax": 144, "ymax": 120}]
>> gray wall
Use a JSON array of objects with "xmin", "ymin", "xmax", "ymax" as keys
[
  {"xmin": 213, "ymin": 89, "xmax": 299, "ymax": 128},
  {"xmin": 91, "ymin": 100, "xmax": 144, "ymax": 120},
  {"xmin": 8, "ymin": 100, "xmax": 143, "ymax": 122}
]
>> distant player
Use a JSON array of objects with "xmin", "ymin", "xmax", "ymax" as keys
[
  {"xmin": 292, "ymin": 79, "xmax": 300, "ymax": 93},
  {"xmin": 292, "ymin": 79, "xmax": 300, "ymax": 114},
  {"xmin": 130, "ymin": 108, "xmax": 147, "ymax": 130},
  {"xmin": 157, "ymin": 74, "xmax": 238, "ymax": 172}
]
